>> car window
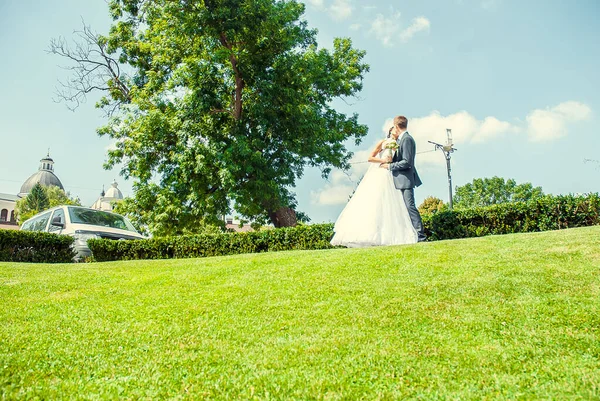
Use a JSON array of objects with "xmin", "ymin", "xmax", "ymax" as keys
[
  {"xmin": 67, "ymin": 207, "xmax": 138, "ymax": 232},
  {"xmin": 22, "ymin": 211, "xmax": 52, "ymax": 232},
  {"xmin": 21, "ymin": 219, "xmax": 34, "ymax": 231},
  {"xmin": 48, "ymin": 209, "xmax": 66, "ymax": 233},
  {"xmin": 34, "ymin": 212, "xmax": 52, "ymax": 232}
]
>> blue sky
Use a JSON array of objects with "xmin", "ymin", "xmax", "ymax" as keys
[{"xmin": 1, "ymin": 0, "xmax": 599, "ymax": 224}]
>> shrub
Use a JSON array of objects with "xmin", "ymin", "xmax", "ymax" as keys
[
  {"xmin": 88, "ymin": 223, "xmax": 336, "ymax": 262},
  {"xmin": 425, "ymin": 193, "xmax": 600, "ymax": 240},
  {"xmin": 0, "ymin": 230, "xmax": 75, "ymax": 263},
  {"xmin": 418, "ymin": 196, "xmax": 447, "ymax": 215}
]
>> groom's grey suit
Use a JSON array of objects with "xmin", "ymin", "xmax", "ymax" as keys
[{"xmin": 389, "ymin": 131, "xmax": 426, "ymax": 241}]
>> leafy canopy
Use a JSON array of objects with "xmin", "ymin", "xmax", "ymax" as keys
[
  {"xmin": 418, "ymin": 196, "xmax": 446, "ymax": 215},
  {"xmin": 453, "ymin": 176, "xmax": 544, "ymax": 209},
  {"xmin": 80, "ymin": 0, "xmax": 370, "ymax": 234}
]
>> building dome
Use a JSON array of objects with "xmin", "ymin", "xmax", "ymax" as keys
[
  {"xmin": 19, "ymin": 154, "xmax": 64, "ymax": 196},
  {"xmin": 104, "ymin": 180, "xmax": 123, "ymax": 200},
  {"xmin": 90, "ymin": 180, "xmax": 124, "ymax": 212}
]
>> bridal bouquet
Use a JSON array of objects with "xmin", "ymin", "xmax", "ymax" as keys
[
  {"xmin": 384, "ymin": 141, "xmax": 399, "ymax": 151},
  {"xmin": 382, "ymin": 141, "xmax": 398, "ymax": 161}
]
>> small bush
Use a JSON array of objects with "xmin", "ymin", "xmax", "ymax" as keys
[
  {"xmin": 88, "ymin": 223, "xmax": 336, "ymax": 262},
  {"xmin": 0, "ymin": 230, "xmax": 75, "ymax": 263}
]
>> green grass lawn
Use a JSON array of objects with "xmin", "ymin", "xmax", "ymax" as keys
[{"xmin": 1, "ymin": 227, "xmax": 600, "ymax": 400}]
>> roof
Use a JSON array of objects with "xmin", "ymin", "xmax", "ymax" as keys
[
  {"xmin": 0, "ymin": 193, "xmax": 20, "ymax": 202},
  {"xmin": 104, "ymin": 181, "xmax": 123, "ymax": 200},
  {"xmin": 226, "ymin": 223, "xmax": 255, "ymax": 233}
]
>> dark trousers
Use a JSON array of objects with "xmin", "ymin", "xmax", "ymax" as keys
[{"xmin": 401, "ymin": 188, "xmax": 426, "ymax": 241}]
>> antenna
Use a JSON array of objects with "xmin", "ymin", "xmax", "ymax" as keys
[{"xmin": 428, "ymin": 128, "xmax": 458, "ymax": 209}]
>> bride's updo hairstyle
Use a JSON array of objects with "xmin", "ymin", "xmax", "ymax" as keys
[{"xmin": 387, "ymin": 127, "xmax": 393, "ymax": 138}]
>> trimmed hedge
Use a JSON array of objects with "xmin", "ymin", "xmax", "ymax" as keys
[
  {"xmin": 423, "ymin": 193, "xmax": 600, "ymax": 240},
  {"xmin": 88, "ymin": 194, "xmax": 600, "ymax": 262},
  {"xmin": 88, "ymin": 223, "xmax": 335, "ymax": 262},
  {"xmin": 0, "ymin": 230, "xmax": 75, "ymax": 263}
]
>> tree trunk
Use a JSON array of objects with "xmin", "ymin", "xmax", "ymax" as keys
[
  {"xmin": 268, "ymin": 207, "xmax": 297, "ymax": 228},
  {"xmin": 234, "ymin": 76, "xmax": 244, "ymax": 120},
  {"xmin": 217, "ymin": 32, "xmax": 244, "ymax": 120}
]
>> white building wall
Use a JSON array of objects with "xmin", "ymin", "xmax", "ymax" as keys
[{"xmin": 0, "ymin": 198, "xmax": 18, "ymax": 229}]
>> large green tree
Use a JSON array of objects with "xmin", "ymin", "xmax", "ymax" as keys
[
  {"xmin": 454, "ymin": 177, "xmax": 544, "ymax": 209},
  {"xmin": 50, "ymin": 0, "xmax": 369, "ymax": 234},
  {"xmin": 15, "ymin": 184, "xmax": 81, "ymax": 224}
]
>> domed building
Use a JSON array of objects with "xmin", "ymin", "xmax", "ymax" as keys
[
  {"xmin": 1, "ymin": 153, "xmax": 65, "ymax": 230},
  {"xmin": 91, "ymin": 180, "xmax": 124, "ymax": 211},
  {"xmin": 18, "ymin": 154, "xmax": 64, "ymax": 197}
]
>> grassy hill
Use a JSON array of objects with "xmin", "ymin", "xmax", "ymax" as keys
[{"xmin": 1, "ymin": 227, "xmax": 599, "ymax": 399}]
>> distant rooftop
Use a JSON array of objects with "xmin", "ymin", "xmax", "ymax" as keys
[{"xmin": 0, "ymin": 193, "xmax": 20, "ymax": 202}]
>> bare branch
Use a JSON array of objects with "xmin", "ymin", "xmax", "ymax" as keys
[{"xmin": 48, "ymin": 20, "xmax": 131, "ymax": 116}]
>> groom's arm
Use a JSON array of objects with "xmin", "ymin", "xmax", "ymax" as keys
[{"xmin": 388, "ymin": 138, "xmax": 415, "ymax": 171}]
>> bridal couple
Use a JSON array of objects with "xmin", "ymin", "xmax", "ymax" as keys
[{"xmin": 331, "ymin": 115, "xmax": 427, "ymax": 247}]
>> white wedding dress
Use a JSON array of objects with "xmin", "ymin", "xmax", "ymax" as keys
[{"xmin": 331, "ymin": 144, "xmax": 418, "ymax": 247}]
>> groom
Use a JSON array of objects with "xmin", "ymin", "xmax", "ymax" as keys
[{"xmin": 381, "ymin": 115, "xmax": 426, "ymax": 242}]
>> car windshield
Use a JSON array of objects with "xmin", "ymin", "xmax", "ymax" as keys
[{"xmin": 67, "ymin": 207, "xmax": 138, "ymax": 233}]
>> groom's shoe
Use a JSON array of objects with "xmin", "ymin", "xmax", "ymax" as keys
[{"xmin": 417, "ymin": 236, "xmax": 427, "ymax": 242}]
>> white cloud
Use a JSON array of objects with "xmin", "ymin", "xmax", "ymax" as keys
[
  {"xmin": 476, "ymin": 116, "xmax": 521, "ymax": 143},
  {"xmin": 329, "ymin": 0, "xmax": 353, "ymax": 21},
  {"xmin": 399, "ymin": 17, "xmax": 431, "ymax": 42},
  {"xmin": 349, "ymin": 23, "xmax": 362, "ymax": 31},
  {"xmin": 408, "ymin": 111, "xmax": 521, "ymax": 166},
  {"xmin": 552, "ymin": 101, "xmax": 592, "ymax": 120},
  {"xmin": 369, "ymin": 12, "xmax": 401, "ymax": 47},
  {"xmin": 526, "ymin": 110, "xmax": 564, "ymax": 142},
  {"xmin": 369, "ymin": 13, "xmax": 430, "ymax": 47},
  {"xmin": 307, "ymin": 0, "xmax": 354, "ymax": 22},
  {"xmin": 526, "ymin": 101, "xmax": 591, "ymax": 142},
  {"xmin": 305, "ymin": 0, "xmax": 325, "ymax": 9},
  {"xmin": 311, "ymin": 184, "xmax": 355, "ymax": 205},
  {"xmin": 409, "ymin": 111, "xmax": 517, "ymax": 143}
]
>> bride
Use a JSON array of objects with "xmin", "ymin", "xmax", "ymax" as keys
[{"xmin": 330, "ymin": 128, "xmax": 418, "ymax": 247}]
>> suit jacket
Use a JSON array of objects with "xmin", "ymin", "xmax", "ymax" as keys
[{"xmin": 389, "ymin": 131, "xmax": 422, "ymax": 189}]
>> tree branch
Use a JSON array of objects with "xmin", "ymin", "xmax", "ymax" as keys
[{"xmin": 48, "ymin": 20, "xmax": 131, "ymax": 116}]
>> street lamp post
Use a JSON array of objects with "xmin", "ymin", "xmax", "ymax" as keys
[{"xmin": 428, "ymin": 128, "xmax": 457, "ymax": 209}]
